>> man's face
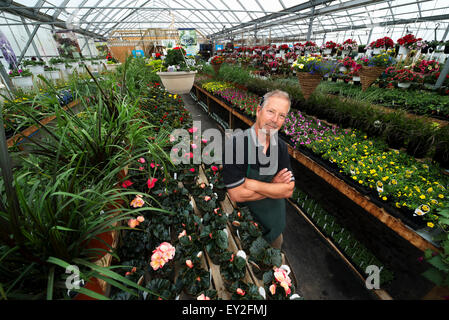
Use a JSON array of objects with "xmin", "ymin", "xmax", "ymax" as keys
[{"xmin": 256, "ymin": 96, "xmax": 289, "ymax": 136}]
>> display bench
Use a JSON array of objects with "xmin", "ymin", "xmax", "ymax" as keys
[{"xmin": 6, "ymin": 99, "xmax": 80, "ymax": 149}]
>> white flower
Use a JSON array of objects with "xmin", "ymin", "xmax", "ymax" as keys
[
  {"xmin": 236, "ymin": 250, "xmax": 247, "ymax": 260},
  {"xmin": 280, "ymin": 264, "xmax": 291, "ymax": 275},
  {"xmin": 258, "ymin": 287, "xmax": 266, "ymax": 299},
  {"xmin": 290, "ymin": 294, "xmax": 301, "ymax": 300},
  {"xmin": 197, "ymin": 251, "xmax": 203, "ymax": 258}
]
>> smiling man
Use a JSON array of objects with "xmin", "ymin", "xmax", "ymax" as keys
[{"xmin": 222, "ymin": 90, "xmax": 295, "ymax": 249}]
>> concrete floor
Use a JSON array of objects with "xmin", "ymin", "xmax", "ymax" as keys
[{"xmin": 181, "ymin": 93, "xmax": 376, "ymax": 300}]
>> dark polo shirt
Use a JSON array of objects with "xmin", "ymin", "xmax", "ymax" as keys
[{"xmin": 222, "ymin": 126, "xmax": 294, "ymax": 189}]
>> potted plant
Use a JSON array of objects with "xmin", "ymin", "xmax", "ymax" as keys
[
  {"xmin": 263, "ymin": 266, "xmax": 302, "ymax": 300},
  {"xmin": 303, "ymin": 41, "xmax": 318, "ymax": 55},
  {"xmin": 178, "ymin": 255, "xmax": 211, "ymax": 296},
  {"xmin": 142, "ymin": 278, "xmax": 182, "ymax": 300},
  {"xmin": 368, "ymin": 36, "xmax": 395, "ymax": 54},
  {"xmin": 22, "ymin": 58, "xmax": 46, "ymax": 76},
  {"xmin": 48, "ymin": 57, "xmax": 66, "ymax": 73},
  {"xmin": 357, "ymin": 53, "xmax": 396, "ymax": 91},
  {"xmin": 248, "ymin": 236, "xmax": 282, "ymax": 280},
  {"xmin": 292, "ymin": 55, "xmax": 335, "ymax": 99},
  {"xmin": 9, "ymin": 68, "xmax": 33, "ymax": 89},
  {"xmin": 340, "ymin": 39, "xmax": 358, "ymax": 56},
  {"xmin": 219, "ymin": 250, "xmax": 247, "ymax": 290},
  {"xmin": 321, "ymin": 41, "xmax": 338, "ymax": 55},
  {"xmin": 444, "ymin": 41, "xmax": 449, "ymax": 54},
  {"xmin": 393, "ymin": 68, "xmax": 421, "ymax": 89},
  {"xmin": 211, "ymin": 55, "xmax": 225, "ymax": 76},
  {"xmin": 157, "ymin": 46, "xmax": 197, "ymax": 94},
  {"xmin": 44, "ymin": 65, "xmax": 61, "ymax": 80},
  {"xmin": 200, "ymin": 225, "xmax": 228, "ymax": 265},
  {"xmin": 228, "ymin": 280, "xmax": 265, "ymax": 300}
]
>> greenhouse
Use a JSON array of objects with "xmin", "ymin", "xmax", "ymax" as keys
[{"xmin": 1, "ymin": 0, "xmax": 449, "ymax": 305}]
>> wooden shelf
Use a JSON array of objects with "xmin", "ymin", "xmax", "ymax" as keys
[
  {"xmin": 7, "ymin": 99, "xmax": 80, "ymax": 148},
  {"xmin": 191, "ymin": 85, "xmax": 440, "ymax": 254}
]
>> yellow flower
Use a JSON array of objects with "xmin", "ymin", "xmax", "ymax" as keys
[
  {"xmin": 420, "ymin": 195, "xmax": 426, "ymax": 200},
  {"xmin": 382, "ymin": 196, "xmax": 387, "ymax": 201},
  {"xmin": 438, "ymin": 194, "xmax": 444, "ymax": 199},
  {"xmin": 427, "ymin": 222, "xmax": 434, "ymax": 228}
]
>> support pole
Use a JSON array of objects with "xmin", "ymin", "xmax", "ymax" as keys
[
  {"xmin": 17, "ymin": 24, "xmax": 40, "ymax": 65},
  {"xmin": 21, "ymin": 17, "xmax": 41, "ymax": 59}
]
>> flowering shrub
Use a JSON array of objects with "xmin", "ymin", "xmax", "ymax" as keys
[
  {"xmin": 339, "ymin": 39, "xmax": 358, "ymax": 51},
  {"xmin": 211, "ymin": 55, "xmax": 225, "ymax": 65},
  {"xmin": 292, "ymin": 55, "xmax": 335, "ymax": 75},
  {"xmin": 279, "ymin": 44, "xmax": 290, "ymax": 51},
  {"xmin": 393, "ymin": 69, "xmax": 421, "ymax": 83}
]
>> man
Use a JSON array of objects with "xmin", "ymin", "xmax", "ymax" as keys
[{"xmin": 222, "ymin": 90, "xmax": 295, "ymax": 249}]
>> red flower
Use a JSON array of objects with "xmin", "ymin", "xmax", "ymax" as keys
[
  {"xmin": 147, "ymin": 177, "xmax": 158, "ymax": 189},
  {"xmin": 122, "ymin": 180, "xmax": 133, "ymax": 188}
]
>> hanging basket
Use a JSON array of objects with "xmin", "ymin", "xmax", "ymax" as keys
[
  {"xmin": 212, "ymin": 64, "xmax": 221, "ymax": 76},
  {"xmin": 359, "ymin": 66, "xmax": 385, "ymax": 91},
  {"xmin": 297, "ymin": 72, "xmax": 322, "ymax": 100}
]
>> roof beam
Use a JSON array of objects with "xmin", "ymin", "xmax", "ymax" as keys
[
  {"xmin": 210, "ymin": 0, "xmax": 388, "ymax": 39},
  {"xmin": 0, "ymin": 0, "xmax": 106, "ymax": 40}
]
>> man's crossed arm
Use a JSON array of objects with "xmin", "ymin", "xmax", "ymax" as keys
[{"xmin": 227, "ymin": 168, "xmax": 294, "ymax": 203}]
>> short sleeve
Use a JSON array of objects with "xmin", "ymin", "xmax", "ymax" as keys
[{"xmin": 222, "ymin": 135, "xmax": 246, "ymax": 189}]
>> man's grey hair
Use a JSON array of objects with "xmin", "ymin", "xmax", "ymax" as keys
[{"xmin": 260, "ymin": 89, "xmax": 291, "ymax": 111}]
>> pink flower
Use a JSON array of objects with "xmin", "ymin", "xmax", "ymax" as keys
[
  {"xmin": 191, "ymin": 144, "xmax": 197, "ymax": 149},
  {"xmin": 201, "ymin": 139, "xmax": 208, "ymax": 144},
  {"xmin": 147, "ymin": 177, "xmax": 158, "ymax": 189},
  {"xmin": 211, "ymin": 166, "xmax": 218, "ymax": 172},
  {"xmin": 128, "ymin": 218, "xmax": 139, "ymax": 228},
  {"xmin": 236, "ymin": 288, "xmax": 245, "ymax": 296},
  {"xmin": 197, "ymin": 294, "xmax": 210, "ymax": 300},
  {"xmin": 188, "ymin": 127, "xmax": 198, "ymax": 133},
  {"xmin": 139, "ymin": 166, "xmax": 144, "ymax": 171},
  {"xmin": 122, "ymin": 180, "xmax": 133, "ymax": 188},
  {"xmin": 130, "ymin": 195, "xmax": 145, "ymax": 208},
  {"xmin": 150, "ymin": 162, "xmax": 155, "ymax": 168},
  {"xmin": 204, "ymin": 196, "xmax": 211, "ymax": 201},
  {"xmin": 189, "ymin": 168, "xmax": 195, "ymax": 173},
  {"xmin": 269, "ymin": 284, "xmax": 276, "ymax": 295},
  {"xmin": 136, "ymin": 216, "xmax": 145, "ymax": 222},
  {"xmin": 172, "ymin": 147, "xmax": 179, "ymax": 153},
  {"xmin": 186, "ymin": 260, "xmax": 194, "ymax": 268},
  {"xmin": 138, "ymin": 157, "xmax": 146, "ymax": 163},
  {"xmin": 150, "ymin": 250, "xmax": 165, "ymax": 270},
  {"xmin": 178, "ymin": 230, "xmax": 187, "ymax": 239}
]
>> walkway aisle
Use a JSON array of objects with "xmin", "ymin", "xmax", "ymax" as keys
[{"xmin": 181, "ymin": 93, "xmax": 375, "ymax": 300}]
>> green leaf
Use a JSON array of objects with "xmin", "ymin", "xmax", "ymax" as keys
[
  {"xmin": 427, "ymin": 255, "xmax": 449, "ymax": 273},
  {"xmin": 46, "ymin": 267, "xmax": 55, "ymax": 300},
  {"xmin": 422, "ymin": 268, "xmax": 444, "ymax": 286}
]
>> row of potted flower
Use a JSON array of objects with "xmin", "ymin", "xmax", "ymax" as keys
[{"xmin": 283, "ymin": 109, "xmax": 448, "ymax": 228}]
